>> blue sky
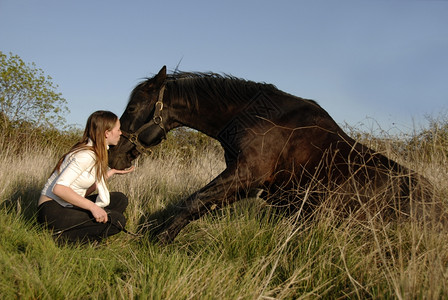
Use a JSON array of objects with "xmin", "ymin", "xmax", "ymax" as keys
[{"xmin": 1, "ymin": 0, "xmax": 447, "ymax": 135}]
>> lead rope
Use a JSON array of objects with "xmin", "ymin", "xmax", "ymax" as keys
[{"xmin": 52, "ymin": 211, "xmax": 141, "ymax": 238}]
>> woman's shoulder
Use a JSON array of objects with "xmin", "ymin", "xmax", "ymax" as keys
[{"xmin": 68, "ymin": 148, "xmax": 96, "ymax": 162}]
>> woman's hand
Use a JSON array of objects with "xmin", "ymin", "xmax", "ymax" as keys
[
  {"xmin": 90, "ymin": 204, "xmax": 108, "ymax": 223},
  {"xmin": 107, "ymin": 166, "xmax": 135, "ymax": 178}
]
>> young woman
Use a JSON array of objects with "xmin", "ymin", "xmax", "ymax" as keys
[{"xmin": 37, "ymin": 110, "xmax": 134, "ymax": 244}]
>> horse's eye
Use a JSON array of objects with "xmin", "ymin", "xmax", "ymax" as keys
[{"xmin": 128, "ymin": 105, "xmax": 138, "ymax": 113}]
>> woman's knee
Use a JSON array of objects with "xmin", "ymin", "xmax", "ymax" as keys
[
  {"xmin": 111, "ymin": 191, "xmax": 128, "ymax": 203},
  {"xmin": 108, "ymin": 210, "xmax": 127, "ymax": 230},
  {"xmin": 109, "ymin": 192, "xmax": 129, "ymax": 212}
]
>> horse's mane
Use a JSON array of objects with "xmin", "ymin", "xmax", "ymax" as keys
[
  {"xmin": 164, "ymin": 71, "xmax": 283, "ymax": 111},
  {"xmin": 167, "ymin": 71, "xmax": 279, "ymax": 92},
  {"xmin": 130, "ymin": 70, "xmax": 319, "ymax": 111}
]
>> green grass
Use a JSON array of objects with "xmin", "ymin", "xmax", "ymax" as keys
[{"xmin": 1, "ymin": 125, "xmax": 448, "ymax": 299}]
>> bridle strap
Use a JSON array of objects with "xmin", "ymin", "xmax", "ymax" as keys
[
  {"xmin": 153, "ymin": 85, "xmax": 165, "ymax": 127},
  {"xmin": 121, "ymin": 83, "xmax": 167, "ymax": 156}
]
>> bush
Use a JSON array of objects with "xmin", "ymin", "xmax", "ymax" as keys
[
  {"xmin": 150, "ymin": 127, "xmax": 224, "ymax": 160},
  {"xmin": 0, "ymin": 120, "xmax": 81, "ymax": 157},
  {"xmin": 407, "ymin": 114, "xmax": 448, "ymax": 162},
  {"xmin": 0, "ymin": 51, "xmax": 69, "ymax": 129}
]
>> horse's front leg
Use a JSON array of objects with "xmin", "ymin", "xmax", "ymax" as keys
[{"xmin": 156, "ymin": 166, "xmax": 255, "ymax": 244}]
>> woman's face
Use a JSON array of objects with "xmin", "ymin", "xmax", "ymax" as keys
[{"xmin": 105, "ymin": 119, "xmax": 122, "ymax": 146}]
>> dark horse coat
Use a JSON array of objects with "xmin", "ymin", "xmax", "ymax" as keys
[{"xmin": 109, "ymin": 66, "xmax": 443, "ymax": 243}]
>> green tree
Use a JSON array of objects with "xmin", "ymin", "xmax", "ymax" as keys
[{"xmin": 0, "ymin": 51, "xmax": 69, "ymax": 128}]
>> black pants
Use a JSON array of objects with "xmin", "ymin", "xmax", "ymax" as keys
[{"xmin": 37, "ymin": 192, "xmax": 128, "ymax": 244}]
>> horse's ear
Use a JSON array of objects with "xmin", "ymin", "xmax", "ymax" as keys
[{"xmin": 155, "ymin": 66, "xmax": 167, "ymax": 86}]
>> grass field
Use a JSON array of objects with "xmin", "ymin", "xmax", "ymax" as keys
[{"xmin": 1, "ymin": 123, "xmax": 447, "ymax": 299}]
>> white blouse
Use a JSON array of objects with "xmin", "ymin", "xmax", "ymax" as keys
[{"xmin": 41, "ymin": 143, "xmax": 110, "ymax": 208}]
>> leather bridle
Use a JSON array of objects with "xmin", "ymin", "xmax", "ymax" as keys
[{"xmin": 120, "ymin": 83, "xmax": 167, "ymax": 156}]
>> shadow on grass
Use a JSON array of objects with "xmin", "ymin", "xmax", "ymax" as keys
[
  {"xmin": 136, "ymin": 196, "xmax": 187, "ymax": 241},
  {"xmin": 135, "ymin": 191, "xmax": 295, "ymax": 245},
  {"xmin": 0, "ymin": 178, "xmax": 41, "ymax": 223}
]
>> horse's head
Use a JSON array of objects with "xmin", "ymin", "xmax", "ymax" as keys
[{"xmin": 109, "ymin": 66, "xmax": 168, "ymax": 170}]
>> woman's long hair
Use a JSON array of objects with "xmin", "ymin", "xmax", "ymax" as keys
[{"xmin": 53, "ymin": 111, "xmax": 118, "ymax": 183}]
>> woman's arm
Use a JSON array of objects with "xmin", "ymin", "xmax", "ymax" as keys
[
  {"xmin": 53, "ymin": 184, "xmax": 108, "ymax": 223},
  {"xmin": 53, "ymin": 151, "xmax": 108, "ymax": 222}
]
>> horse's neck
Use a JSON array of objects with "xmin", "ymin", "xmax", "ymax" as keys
[{"xmin": 171, "ymin": 94, "xmax": 242, "ymax": 138}]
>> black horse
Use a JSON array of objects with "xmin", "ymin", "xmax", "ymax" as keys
[{"xmin": 109, "ymin": 66, "xmax": 441, "ymax": 243}]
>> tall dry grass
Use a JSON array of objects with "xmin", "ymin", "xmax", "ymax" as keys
[{"xmin": 1, "ymin": 123, "xmax": 447, "ymax": 299}]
